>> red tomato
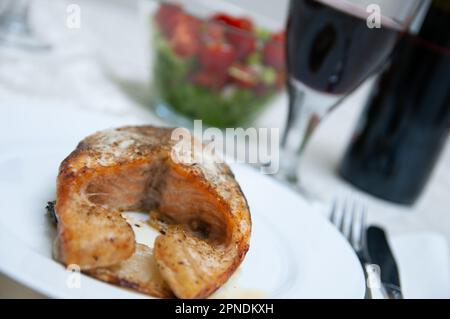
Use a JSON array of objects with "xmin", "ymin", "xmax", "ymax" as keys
[
  {"xmin": 271, "ymin": 32, "xmax": 285, "ymax": 43},
  {"xmin": 227, "ymin": 30, "xmax": 256, "ymax": 60},
  {"xmin": 212, "ymin": 14, "xmax": 253, "ymax": 31},
  {"xmin": 191, "ymin": 69, "xmax": 228, "ymax": 90},
  {"xmin": 234, "ymin": 17, "xmax": 253, "ymax": 31},
  {"xmin": 211, "ymin": 14, "xmax": 256, "ymax": 59},
  {"xmin": 201, "ymin": 21, "xmax": 226, "ymax": 44},
  {"xmin": 169, "ymin": 14, "xmax": 202, "ymax": 58},
  {"xmin": 199, "ymin": 42, "xmax": 236, "ymax": 72},
  {"xmin": 154, "ymin": 4, "xmax": 183, "ymax": 38},
  {"xmin": 193, "ymin": 42, "xmax": 237, "ymax": 89},
  {"xmin": 211, "ymin": 14, "xmax": 233, "ymax": 26},
  {"xmin": 262, "ymin": 32, "xmax": 285, "ymax": 71}
]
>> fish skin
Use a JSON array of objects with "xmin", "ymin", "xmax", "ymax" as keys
[
  {"xmin": 54, "ymin": 126, "xmax": 251, "ymax": 298},
  {"xmin": 86, "ymin": 244, "xmax": 174, "ymax": 298}
]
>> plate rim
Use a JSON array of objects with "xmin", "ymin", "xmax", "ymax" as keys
[{"xmin": 0, "ymin": 151, "xmax": 365, "ymax": 299}]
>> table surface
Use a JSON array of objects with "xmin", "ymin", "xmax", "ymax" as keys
[{"xmin": 1, "ymin": 0, "xmax": 449, "ymax": 298}]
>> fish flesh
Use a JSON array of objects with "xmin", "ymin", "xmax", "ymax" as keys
[{"xmin": 54, "ymin": 126, "xmax": 251, "ymax": 298}]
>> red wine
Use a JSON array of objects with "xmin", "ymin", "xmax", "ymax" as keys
[
  {"xmin": 287, "ymin": 0, "xmax": 402, "ymax": 95},
  {"xmin": 340, "ymin": 0, "xmax": 450, "ymax": 205}
]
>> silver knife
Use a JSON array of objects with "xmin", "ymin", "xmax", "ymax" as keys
[{"xmin": 366, "ymin": 225, "xmax": 403, "ymax": 299}]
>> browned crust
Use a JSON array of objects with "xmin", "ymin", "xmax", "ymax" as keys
[
  {"xmin": 56, "ymin": 162, "xmax": 138, "ymax": 269},
  {"xmin": 154, "ymin": 160, "xmax": 251, "ymax": 298},
  {"xmin": 54, "ymin": 125, "xmax": 251, "ymax": 298},
  {"xmin": 86, "ymin": 244, "xmax": 174, "ymax": 298}
]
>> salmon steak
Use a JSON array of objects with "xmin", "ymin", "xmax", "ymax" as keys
[{"xmin": 53, "ymin": 126, "xmax": 251, "ymax": 298}]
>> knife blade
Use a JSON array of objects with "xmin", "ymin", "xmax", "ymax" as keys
[{"xmin": 366, "ymin": 225, "xmax": 403, "ymax": 299}]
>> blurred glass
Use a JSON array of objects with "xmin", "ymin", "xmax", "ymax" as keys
[
  {"xmin": 144, "ymin": 0, "xmax": 286, "ymax": 128},
  {"xmin": 276, "ymin": 0, "xmax": 423, "ymax": 189},
  {"xmin": 340, "ymin": 0, "xmax": 450, "ymax": 205},
  {"xmin": 0, "ymin": 0, "xmax": 50, "ymax": 50}
]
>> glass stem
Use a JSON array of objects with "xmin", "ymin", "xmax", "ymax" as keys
[
  {"xmin": 0, "ymin": 0, "xmax": 32, "ymax": 34},
  {"xmin": 276, "ymin": 78, "xmax": 341, "ymax": 185},
  {"xmin": 278, "ymin": 81, "xmax": 314, "ymax": 184},
  {"xmin": 0, "ymin": 0, "xmax": 50, "ymax": 50}
]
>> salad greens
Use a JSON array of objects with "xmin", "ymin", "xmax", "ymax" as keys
[{"xmin": 151, "ymin": 4, "xmax": 285, "ymax": 127}]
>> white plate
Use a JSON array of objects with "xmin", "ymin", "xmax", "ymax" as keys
[{"xmin": 0, "ymin": 104, "xmax": 364, "ymax": 298}]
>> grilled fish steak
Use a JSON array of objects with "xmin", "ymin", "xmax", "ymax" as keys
[
  {"xmin": 54, "ymin": 126, "xmax": 251, "ymax": 298},
  {"xmin": 86, "ymin": 243, "xmax": 174, "ymax": 298}
]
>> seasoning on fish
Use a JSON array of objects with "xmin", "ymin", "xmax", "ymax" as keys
[{"xmin": 54, "ymin": 126, "xmax": 251, "ymax": 298}]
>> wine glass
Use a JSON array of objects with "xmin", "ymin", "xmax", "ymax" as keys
[
  {"xmin": 0, "ymin": 0, "xmax": 50, "ymax": 50},
  {"xmin": 275, "ymin": 0, "xmax": 423, "ymax": 188}
]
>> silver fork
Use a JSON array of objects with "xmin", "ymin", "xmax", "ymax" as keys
[
  {"xmin": 328, "ymin": 199, "xmax": 367, "ymax": 264},
  {"xmin": 328, "ymin": 199, "xmax": 388, "ymax": 299}
]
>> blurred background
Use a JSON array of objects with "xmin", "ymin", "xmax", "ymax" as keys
[{"xmin": 0, "ymin": 0, "xmax": 449, "ymax": 298}]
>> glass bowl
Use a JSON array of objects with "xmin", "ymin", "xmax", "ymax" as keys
[{"xmin": 144, "ymin": 0, "xmax": 286, "ymax": 128}]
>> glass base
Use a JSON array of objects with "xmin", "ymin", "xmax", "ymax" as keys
[
  {"xmin": 0, "ymin": 31, "xmax": 50, "ymax": 51},
  {"xmin": 258, "ymin": 160, "xmax": 319, "ymax": 203},
  {"xmin": 273, "ymin": 172, "xmax": 319, "ymax": 203},
  {"xmin": 152, "ymin": 100, "xmax": 197, "ymax": 130}
]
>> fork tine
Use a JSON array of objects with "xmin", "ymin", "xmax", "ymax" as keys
[
  {"xmin": 329, "ymin": 199, "xmax": 337, "ymax": 224},
  {"xmin": 330, "ymin": 197, "xmax": 368, "ymax": 257},
  {"xmin": 348, "ymin": 201, "xmax": 356, "ymax": 246},
  {"xmin": 358, "ymin": 205, "xmax": 367, "ymax": 250},
  {"xmin": 338, "ymin": 199, "xmax": 347, "ymax": 235}
]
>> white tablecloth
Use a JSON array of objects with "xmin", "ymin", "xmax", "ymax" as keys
[{"xmin": 0, "ymin": 0, "xmax": 449, "ymax": 298}]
